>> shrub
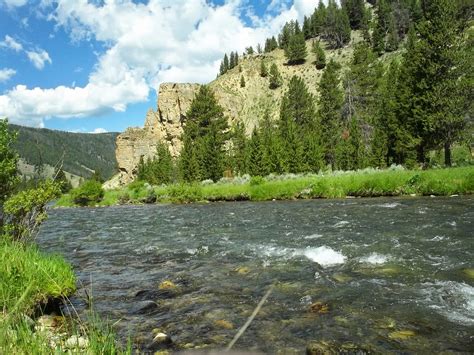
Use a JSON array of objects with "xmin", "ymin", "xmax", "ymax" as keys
[
  {"xmin": 250, "ymin": 175, "xmax": 265, "ymax": 186},
  {"xmin": 71, "ymin": 180, "xmax": 104, "ymax": 206}
]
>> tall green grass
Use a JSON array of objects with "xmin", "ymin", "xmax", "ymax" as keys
[
  {"xmin": 56, "ymin": 166, "xmax": 474, "ymax": 207},
  {"xmin": 0, "ymin": 239, "xmax": 131, "ymax": 354}
]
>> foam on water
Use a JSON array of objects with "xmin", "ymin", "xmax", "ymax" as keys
[
  {"xmin": 333, "ymin": 220, "xmax": 350, "ymax": 228},
  {"xmin": 360, "ymin": 253, "xmax": 390, "ymax": 264},
  {"xmin": 304, "ymin": 233, "xmax": 323, "ymax": 240},
  {"xmin": 419, "ymin": 281, "xmax": 474, "ymax": 326},
  {"xmin": 378, "ymin": 202, "xmax": 401, "ymax": 208},
  {"xmin": 302, "ymin": 246, "xmax": 346, "ymax": 267}
]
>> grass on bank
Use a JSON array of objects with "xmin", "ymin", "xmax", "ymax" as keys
[
  {"xmin": 0, "ymin": 239, "xmax": 130, "ymax": 354},
  {"xmin": 56, "ymin": 166, "xmax": 474, "ymax": 207}
]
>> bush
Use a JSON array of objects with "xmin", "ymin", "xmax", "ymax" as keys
[
  {"xmin": 71, "ymin": 180, "xmax": 104, "ymax": 206},
  {"xmin": 250, "ymin": 175, "xmax": 265, "ymax": 186}
]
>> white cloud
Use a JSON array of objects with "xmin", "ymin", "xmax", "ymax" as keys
[
  {"xmin": 1, "ymin": 0, "xmax": 28, "ymax": 8},
  {"xmin": 26, "ymin": 49, "xmax": 52, "ymax": 69},
  {"xmin": 0, "ymin": 68, "xmax": 16, "ymax": 82},
  {"xmin": 1, "ymin": 0, "xmax": 318, "ymax": 127},
  {"xmin": 90, "ymin": 127, "xmax": 107, "ymax": 134},
  {"xmin": 0, "ymin": 35, "xmax": 23, "ymax": 51}
]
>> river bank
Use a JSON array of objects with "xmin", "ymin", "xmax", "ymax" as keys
[
  {"xmin": 0, "ymin": 239, "xmax": 129, "ymax": 353},
  {"xmin": 58, "ymin": 166, "xmax": 474, "ymax": 207}
]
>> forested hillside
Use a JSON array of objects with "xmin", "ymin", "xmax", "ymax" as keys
[
  {"xmin": 9, "ymin": 124, "xmax": 119, "ymax": 180},
  {"xmin": 137, "ymin": 0, "xmax": 473, "ymax": 185}
]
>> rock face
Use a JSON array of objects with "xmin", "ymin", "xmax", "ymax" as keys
[
  {"xmin": 115, "ymin": 83, "xmax": 200, "ymax": 184},
  {"xmin": 115, "ymin": 38, "xmax": 357, "ymax": 185}
]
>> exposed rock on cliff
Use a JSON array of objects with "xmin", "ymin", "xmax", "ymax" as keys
[
  {"xmin": 115, "ymin": 35, "xmax": 358, "ymax": 184},
  {"xmin": 116, "ymin": 83, "xmax": 200, "ymax": 184}
]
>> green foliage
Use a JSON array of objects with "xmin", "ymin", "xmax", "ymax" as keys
[
  {"xmin": 54, "ymin": 167, "xmax": 72, "ymax": 193},
  {"xmin": 342, "ymin": 0, "xmax": 365, "ymax": 30},
  {"xmin": 240, "ymin": 75, "xmax": 246, "ymax": 87},
  {"xmin": 312, "ymin": 40, "xmax": 326, "ymax": 69},
  {"xmin": 260, "ymin": 61, "xmax": 268, "ymax": 77},
  {"xmin": 230, "ymin": 121, "xmax": 248, "ymax": 175},
  {"xmin": 70, "ymin": 179, "xmax": 104, "ymax": 206},
  {"xmin": 269, "ymin": 63, "xmax": 283, "ymax": 89},
  {"xmin": 318, "ymin": 60, "xmax": 344, "ymax": 169},
  {"xmin": 137, "ymin": 141, "xmax": 175, "ymax": 185},
  {"xmin": 396, "ymin": 0, "xmax": 469, "ymax": 166},
  {"xmin": 179, "ymin": 86, "xmax": 229, "ymax": 182},
  {"xmin": 0, "ymin": 119, "xmax": 19, "ymax": 204},
  {"xmin": 3, "ymin": 181, "xmax": 61, "ymax": 242},
  {"xmin": 284, "ymin": 22, "xmax": 308, "ymax": 65}
]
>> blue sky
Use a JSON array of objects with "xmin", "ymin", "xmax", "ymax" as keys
[{"xmin": 0, "ymin": 0, "xmax": 317, "ymax": 133}]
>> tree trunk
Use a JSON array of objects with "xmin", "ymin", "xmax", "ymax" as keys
[{"xmin": 444, "ymin": 141, "xmax": 452, "ymax": 167}]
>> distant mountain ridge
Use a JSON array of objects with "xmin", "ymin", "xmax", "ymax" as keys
[{"xmin": 9, "ymin": 124, "xmax": 119, "ymax": 180}]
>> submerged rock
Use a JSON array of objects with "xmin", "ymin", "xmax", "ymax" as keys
[
  {"xmin": 131, "ymin": 300, "xmax": 159, "ymax": 315},
  {"xmin": 159, "ymin": 280, "xmax": 178, "ymax": 290},
  {"xmin": 388, "ymin": 329, "xmax": 416, "ymax": 340},
  {"xmin": 234, "ymin": 266, "xmax": 250, "ymax": 275},
  {"xmin": 309, "ymin": 302, "xmax": 329, "ymax": 314},
  {"xmin": 214, "ymin": 319, "xmax": 234, "ymax": 330},
  {"xmin": 306, "ymin": 341, "xmax": 372, "ymax": 355},
  {"xmin": 153, "ymin": 332, "xmax": 172, "ymax": 344}
]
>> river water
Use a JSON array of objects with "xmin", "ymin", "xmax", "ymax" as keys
[{"xmin": 37, "ymin": 197, "xmax": 474, "ymax": 353}]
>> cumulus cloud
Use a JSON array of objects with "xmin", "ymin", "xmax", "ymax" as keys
[
  {"xmin": 26, "ymin": 49, "xmax": 52, "ymax": 69},
  {"xmin": 0, "ymin": 35, "xmax": 23, "ymax": 51},
  {"xmin": 1, "ymin": 0, "xmax": 28, "ymax": 8},
  {"xmin": 1, "ymin": 0, "xmax": 318, "ymax": 127},
  {"xmin": 0, "ymin": 68, "xmax": 16, "ymax": 82}
]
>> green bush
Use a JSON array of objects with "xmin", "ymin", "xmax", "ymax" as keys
[
  {"xmin": 71, "ymin": 180, "xmax": 104, "ymax": 206},
  {"xmin": 250, "ymin": 175, "xmax": 265, "ymax": 186}
]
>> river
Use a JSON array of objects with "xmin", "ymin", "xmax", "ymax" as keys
[{"xmin": 37, "ymin": 197, "xmax": 474, "ymax": 353}]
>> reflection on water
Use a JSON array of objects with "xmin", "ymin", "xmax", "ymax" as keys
[{"xmin": 38, "ymin": 197, "xmax": 474, "ymax": 353}]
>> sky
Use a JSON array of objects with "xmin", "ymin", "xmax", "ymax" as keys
[{"xmin": 0, "ymin": 0, "xmax": 321, "ymax": 133}]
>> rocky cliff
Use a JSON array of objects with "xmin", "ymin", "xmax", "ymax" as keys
[{"xmin": 115, "ymin": 34, "xmax": 360, "ymax": 184}]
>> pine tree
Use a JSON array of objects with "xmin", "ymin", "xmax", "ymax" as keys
[
  {"xmin": 240, "ymin": 75, "xmax": 246, "ymax": 88},
  {"xmin": 285, "ymin": 31, "xmax": 308, "ymax": 65},
  {"xmin": 256, "ymin": 43, "xmax": 262, "ymax": 54},
  {"xmin": 279, "ymin": 76, "xmax": 317, "ymax": 172},
  {"xmin": 303, "ymin": 15, "xmax": 312, "ymax": 39},
  {"xmin": 269, "ymin": 63, "xmax": 283, "ymax": 89},
  {"xmin": 260, "ymin": 61, "xmax": 268, "ymax": 77},
  {"xmin": 318, "ymin": 60, "xmax": 344, "ymax": 169},
  {"xmin": 229, "ymin": 52, "xmax": 235, "ymax": 69},
  {"xmin": 247, "ymin": 127, "xmax": 266, "ymax": 176},
  {"xmin": 312, "ymin": 40, "xmax": 326, "ymax": 69},
  {"xmin": 397, "ymin": 0, "xmax": 470, "ymax": 166},
  {"xmin": 324, "ymin": 0, "xmax": 351, "ymax": 48},
  {"xmin": 180, "ymin": 86, "xmax": 228, "ymax": 181},
  {"xmin": 385, "ymin": 14, "xmax": 400, "ymax": 52},
  {"xmin": 223, "ymin": 54, "xmax": 229, "ymax": 72},
  {"xmin": 372, "ymin": 0, "xmax": 391, "ymax": 55},
  {"xmin": 342, "ymin": 0, "xmax": 366, "ymax": 30},
  {"xmin": 279, "ymin": 22, "xmax": 293, "ymax": 49},
  {"xmin": 312, "ymin": 1, "xmax": 327, "ymax": 37},
  {"xmin": 230, "ymin": 121, "xmax": 248, "ymax": 175}
]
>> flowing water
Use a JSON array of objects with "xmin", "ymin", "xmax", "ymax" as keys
[{"xmin": 38, "ymin": 197, "xmax": 474, "ymax": 353}]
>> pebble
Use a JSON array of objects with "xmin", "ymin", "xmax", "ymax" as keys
[
  {"xmin": 153, "ymin": 332, "xmax": 171, "ymax": 344},
  {"xmin": 65, "ymin": 335, "xmax": 89, "ymax": 349}
]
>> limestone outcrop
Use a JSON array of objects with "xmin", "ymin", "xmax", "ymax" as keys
[
  {"xmin": 116, "ymin": 83, "xmax": 200, "ymax": 184},
  {"xmin": 115, "ymin": 40, "xmax": 355, "ymax": 185}
]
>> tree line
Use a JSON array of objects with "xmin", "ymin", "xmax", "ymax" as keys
[{"xmin": 137, "ymin": 0, "xmax": 472, "ymax": 185}]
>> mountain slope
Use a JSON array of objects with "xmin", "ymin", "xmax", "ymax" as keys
[{"xmin": 9, "ymin": 124, "xmax": 119, "ymax": 180}]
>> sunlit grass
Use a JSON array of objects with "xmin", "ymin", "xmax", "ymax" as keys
[{"xmin": 56, "ymin": 166, "xmax": 474, "ymax": 207}]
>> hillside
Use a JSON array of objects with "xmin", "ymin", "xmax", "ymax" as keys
[
  {"xmin": 115, "ymin": 31, "xmax": 392, "ymax": 184},
  {"xmin": 9, "ymin": 124, "xmax": 119, "ymax": 180}
]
